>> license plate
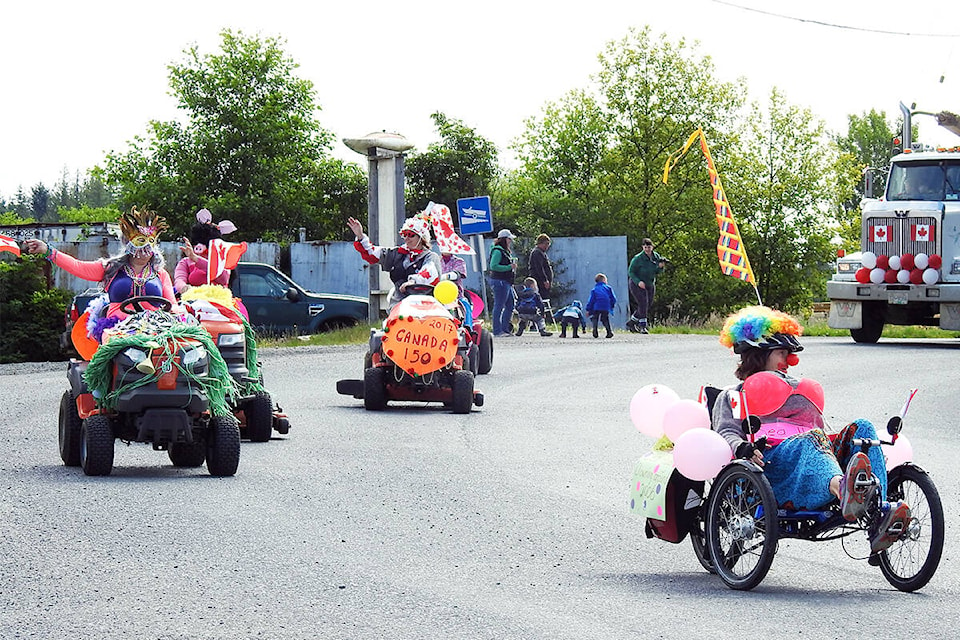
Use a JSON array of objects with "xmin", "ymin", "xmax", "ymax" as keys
[{"xmin": 888, "ymin": 291, "xmax": 908, "ymax": 305}]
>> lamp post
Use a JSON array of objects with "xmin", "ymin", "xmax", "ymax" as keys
[{"xmin": 343, "ymin": 132, "xmax": 415, "ymax": 323}]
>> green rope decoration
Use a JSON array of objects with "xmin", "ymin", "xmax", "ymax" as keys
[
  {"xmin": 240, "ymin": 313, "xmax": 265, "ymax": 395},
  {"xmin": 84, "ymin": 323, "xmax": 239, "ymax": 418}
]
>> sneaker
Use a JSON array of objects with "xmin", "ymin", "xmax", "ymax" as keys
[
  {"xmin": 839, "ymin": 452, "xmax": 874, "ymax": 521},
  {"xmin": 640, "ymin": 327, "xmax": 649, "ymax": 334},
  {"xmin": 869, "ymin": 501, "xmax": 911, "ymax": 554},
  {"xmin": 539, "ymin": 330, "xmax": 552, "ymax": 337},
  {"xmin": 606, "ymin": 332, "xmax": 614, "ymax": 338},
  {"xmin": 625, "ymin": 319, "xmax": 639, "ymax": 333}
]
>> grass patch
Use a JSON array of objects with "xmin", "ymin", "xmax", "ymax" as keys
[{"xmin": 256, "ymin": 323, "xmax": 375, "ymax": 348}]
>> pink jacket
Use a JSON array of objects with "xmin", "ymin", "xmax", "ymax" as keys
[{"xmin": 174, "ymin": 256, "xmax": 230, "ymax": 292}]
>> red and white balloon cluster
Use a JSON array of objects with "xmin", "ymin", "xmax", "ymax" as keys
[
  {"xmin": 855, "ymin": 251, "xmax": 942, "ymax": 286},
  {"xmin": 630, "ymin": 383, "xmax": 732, "ymax": 482}
]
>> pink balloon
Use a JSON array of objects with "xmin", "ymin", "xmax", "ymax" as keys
[
  {"xmin": 673, "ymin": 428, "xmax": 733, "ymax": 481},
  {"xmin": 630, "ymin": 384, "xmax": 680, "ymax": 438},
  {"xmin": 884, "ymin": 434, "xmax": 914, "ymax": 471},
  {"xmin": 663, "ymin": 399, "xmax": 711, "ymax": 443}
]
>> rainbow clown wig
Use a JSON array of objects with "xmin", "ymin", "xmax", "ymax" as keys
[{"xmin": 719, "ymin": 305, "xmax": 804, "ymax": 354}]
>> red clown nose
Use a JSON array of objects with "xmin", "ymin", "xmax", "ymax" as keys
[{"xmin": 786, "ymin": 353, "xmax": 799, "ymax": 367}]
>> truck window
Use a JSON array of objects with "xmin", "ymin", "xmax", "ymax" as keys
[
  {"xmin": 888, "ymin": 162, "xmax": 947, "ymax": 201},
  {"xmin": 946, "ymin": 165, "xmax": 960, "ymax": 201}
]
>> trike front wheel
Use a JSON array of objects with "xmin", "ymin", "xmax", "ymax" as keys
[{"xmin": 878, "ymin": 464, "xmax": 944, "ymax": 592}]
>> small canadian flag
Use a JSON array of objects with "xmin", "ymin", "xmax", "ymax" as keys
[
  {"xmin": 729, "ymin": 390, "xmax": 748, "ymax": 420},
  {"xmin": 911, "ymin": 224, "xmax": 934, "ymax": 242},
  {"xmin": 870, "ymin": 225, "xmax": 892, "ymax": 243}
]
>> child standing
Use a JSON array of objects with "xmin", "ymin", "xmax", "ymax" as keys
[
  {"xmin": 586, "ymin": 273, "xmax": 617, "ymax": 338},
  {"xmin": 515, "ymin": 277, "xmax": 553, "ymax": 336},
  {"xmin": 556, "ymin": 300, "xmax": 587, "ymax": 338}
]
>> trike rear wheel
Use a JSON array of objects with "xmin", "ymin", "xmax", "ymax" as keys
[
  {"xmin": 878, "ymin": 464, "xmax": 944, "ymax": 592},
  {"xmin": 706, "ymin": 464, "xmax": 777, "ymax": 590}
]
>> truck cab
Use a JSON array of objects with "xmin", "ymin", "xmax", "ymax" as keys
[{"xmin": 828, "ymin": 148, "xmax": 960, "ymax": 341}]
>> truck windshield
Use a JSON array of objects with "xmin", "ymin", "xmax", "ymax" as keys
[{"xmin": 887, "ymin": 161, "xmax": 960, "ymax": 201}]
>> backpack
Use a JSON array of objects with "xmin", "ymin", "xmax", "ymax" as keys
[{"xmin": 516, "ymin": 293, "xmax": 540, "ymax": 316}]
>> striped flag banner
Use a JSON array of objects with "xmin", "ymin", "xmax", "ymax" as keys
[{"xmin": 663, "ymin": 129, "xmax": 759, "ymax": 293}]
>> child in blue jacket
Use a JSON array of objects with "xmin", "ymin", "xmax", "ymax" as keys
[
  {"xmin": 586, "ymin": 273, "xmax": 617, "ymax": 338},
  {"xmin": 555, "ymin": 300, "xmax": 587, "ymax": 338}
]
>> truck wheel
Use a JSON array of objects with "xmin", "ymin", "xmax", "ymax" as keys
[
  {"xmin": 477, "ymin": 329, "xmax": 494, "ymax": 375},
  {"xmin": 80, "ymin": 414, "xmax": 115, "ymax": 476},
  {"xmin": 851, "ymin": 307, "xmax": 884, "ymax": 343},
  {"xmin": 244, "ymin": 391, "xmax": 274, "ymax": 442},
  {"xmin": 206, "ymin": 416, "xmax": 241, "ymax": 477},
  {"xmin": 451, "ymin": 370, "xmax": 474, "ymax": 414},
  {"xmin": 58, "ymin": 390, "xmax": 82, "ymax": 466},
  {"xmin": 363, "ymin": 367, "xmax": 387, "ymax": 411},
  {"xmin": 169, "ymin": 441, "xmax": 206, "ymax": 467}
]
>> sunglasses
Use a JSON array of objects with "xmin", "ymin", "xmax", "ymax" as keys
[{"xmin": 401, "ymin": 231, "xmax": 418, "ymax": 239}]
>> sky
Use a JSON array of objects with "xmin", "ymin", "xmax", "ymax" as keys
[{"xmin": 3, "ymin": 0, "xmax": 959, "ymax": 200}]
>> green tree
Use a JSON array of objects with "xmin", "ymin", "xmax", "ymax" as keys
[
  {"xmin": 725, "ymin": 89, "xmax": 839, "ymax": 311},
  {"xmin": 100, "ymin": 29, "xmax": 363, "ymax": 242},
  {"xmin": 30, "ymin": 183, "xmax": 52, "ymax": 222},
  {"xmin": 0, "ymin": 256, "xmax": 72, "ymax": 363},
  {"xmin": 404, "ymin": 112, "xmax": 500, "ymax": 216}
]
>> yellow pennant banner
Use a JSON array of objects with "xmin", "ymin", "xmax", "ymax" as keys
[{"xmin": 663, "ymin": 129, "xmax": 757, "ymax": 287}]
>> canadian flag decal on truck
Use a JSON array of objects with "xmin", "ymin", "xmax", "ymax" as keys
[
  {"xmin": 870, "ymin": 225, "xmax": 892, "ymax": 242},
  {"xmin": 911, "ymin": 224, "xmax": 934, "ymax": 242}
]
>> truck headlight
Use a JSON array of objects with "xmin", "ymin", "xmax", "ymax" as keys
[{"xmin": 217, "ymin": 333, "xmax": 245, "ymax": 347}]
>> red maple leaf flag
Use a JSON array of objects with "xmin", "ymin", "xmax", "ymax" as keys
[
  {"xmin": 207, "ymin": 238, "xmax": 248, "ymax": 283},
  {"xmin": 911, "ymin": 224, "xmax": 934, "ymax": 242},
  {"xmin": 0, "ymin": 234, "xmax": 21, "ymax": 256},
  {"xmin": 870, "ymin": 225, "xmax": 892, "ymax": 243},
  {"xmin": 729, "ymin": 390, "xmax": 747, "ymax": 420}
]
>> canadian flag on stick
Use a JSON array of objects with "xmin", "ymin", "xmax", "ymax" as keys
[
  {"xmin": 911, "ymin": 224, "xmax": 934, "ymax": 242},
  {"xmin": 729, "ymin": 390, "xmax": 748, "ymax": 420},
  {"xmin": 207, "ymin": 238, "xmax": 248, "ymax": 283},
  {"xmin": 0, "ymin": 234, "xmax": 21, "ymax": 256},
  {"xmin": 870, "ymin": 225, "xmax": 892, "ymax": 243}
]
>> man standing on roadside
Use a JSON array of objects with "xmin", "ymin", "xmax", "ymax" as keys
[
  {"xmin": 626, "ymin": 237, "xmax": 666, "ymax": 334},
  {"xmin": 528, "ymin": 234, "xmax": 554, "ymax": 298}
]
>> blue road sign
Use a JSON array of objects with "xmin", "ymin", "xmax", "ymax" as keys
[{"xmin": 456, "ymin": 196, "xmax": 493, "ymax": 236}]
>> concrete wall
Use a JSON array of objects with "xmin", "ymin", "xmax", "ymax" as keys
[{"xmin": 44, "ymin": 236, "xmax": 629, "ymax": 325}]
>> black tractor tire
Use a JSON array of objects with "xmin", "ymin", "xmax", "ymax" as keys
[
  {"xmin": 168, "ymin": 441, "xmax": 207, "ymax": 467},
  {"xmin": 80, "ymin": 414, "xmax": 115, "ymax": 476},
  {"xmin": 58, "ymin": 390, "xmax": 82, "ymax": 466},
  {"xmin": 363, "ymin": 367, "xmax": 387, "ymax": 411},
  {"xmin": 244, "ymin": 391, "xmax": 274, "ymax": 443},
  {"xmin": 466, "ymin": 344, "xmax": 479, "ymax": 376},
  {"xmin": 206, "ymin": 416, "xmax": 241, "ymax": 477},
  {"xmin": 451, "ymin": 370, "xmax": 475, "ymax": 415},
  {"xmin": 851, "ymin": 305, "xmax": 884, "ymax": 343},
  {"xmin": 477, "ymin": 329, "xmax": 494, "ymax": 375}
]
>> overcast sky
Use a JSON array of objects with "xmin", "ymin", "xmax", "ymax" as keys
[{"xmin": 3, "ymin": 0, "xmax": 958, "ymax": 199}]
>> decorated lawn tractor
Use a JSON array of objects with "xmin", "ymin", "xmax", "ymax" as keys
[
  {"xmin": 181, "ymin": 285, "xmax": 290, "ymax": 442},
  {"xmin": 58, "ymin": 296, "xmax": 241, "ymax": 476},
  {"xmin": 337, "ymin": 284, "xmax": 483, "ymax": 414}
]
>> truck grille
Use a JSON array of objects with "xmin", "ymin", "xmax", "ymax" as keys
[{"xmin": 864, "ymin": 216, "xmax": 938, "ymax": 256}]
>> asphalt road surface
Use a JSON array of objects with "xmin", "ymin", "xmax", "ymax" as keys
[{"xmin": 1, "ymin": 334, "xmax": 958, "ymax": 639}]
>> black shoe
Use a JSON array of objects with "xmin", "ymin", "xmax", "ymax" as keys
[
  {"xmin": 539, "ymin": 330, "xmax": 553, "ymax": 336},
  {"xmin": 592, "ymin": 329, "xmax": 599, "ymax": 338},
  {"xmin": 606, "ymin": 332, "xmax": 614, "ymax": 338},
  {"xmin": 626, "ymin": 319, "xmax": 641, "ymax": 333},
  {"xmin": 640, "ymin": 327, "xmax": 649, "ymax": 334},
  {"xmin": 515, "ymin": 330, "xmax": 524, "ymax": 336},
  {"xmin": 559, "ymin": 332, "xmax": 566, "ymax": 338}
]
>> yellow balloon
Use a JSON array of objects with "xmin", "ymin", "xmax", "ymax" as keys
[{"xmin": 433, "ymin": 280, "xmax": 458, "ymax": 305}]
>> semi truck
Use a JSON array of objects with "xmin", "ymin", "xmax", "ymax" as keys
[{"xmin": 827, "ymin": 103, "xmax": 960, "ymax": 342}]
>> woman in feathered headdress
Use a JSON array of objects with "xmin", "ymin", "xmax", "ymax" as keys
[
  {"xmin": 24, "ymin": 206, "xmax": 177, "ymax": 338},
  {"xmin": 712, "ymin": 305, "xmax": 909, "ymax": 554}
]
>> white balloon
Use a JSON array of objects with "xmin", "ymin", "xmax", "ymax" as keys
[
  {"xmin": 888, "ymin": 255, "xmax": 901, "ymax": 270},
  {"xmin": 673, "ymin": 428, "xmax": 733, "ymax": 481},
  {"xmin": 870, "ymin": 268, "xmax": 885, "ymax": 284},
  {"xmin": 884, "ymin": 434, "xmax": 914, "ymax": 471},
  {"xmin": 922, "ymin": 268, "xmax": 939, "ymax": 285},
  {"xmin": 629, "ymin": 384, "xmax": 680, "ymax": 438},
  {"xmin": 914, "ymin": 253, "xmax": 929, "ymax": 270},
  {"xmin": 663, "ymin": 399, "xmax": 711, "ymax": 443},
  {"xmin": 861, "ymin": 251, "xmax": 877, "ymax": 269},
  {"xmin": 897, "ymin": 269, "xmax": 911, "ymax": 284}
]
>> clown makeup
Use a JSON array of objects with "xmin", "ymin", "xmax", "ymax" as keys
[{"xmin": 765, "ymin": 348, "xmax": 791, "ymax": 373}]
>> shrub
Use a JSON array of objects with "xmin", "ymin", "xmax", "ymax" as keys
[{"xmin": 0, "ymin": 256, "xmax": 73, "ymax": 363}]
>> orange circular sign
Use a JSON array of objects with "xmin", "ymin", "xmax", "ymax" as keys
[{"xmin": 382, "ymin": 296, "xmax": 459, "ymax": 375}]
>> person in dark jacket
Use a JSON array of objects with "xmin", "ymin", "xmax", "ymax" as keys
[
  {"xmin": 528, "ymin": 234, "xmax": 554, "ymax": 297},
  {"xmin": 586, "ymin": 273, "xmax": 617, "ymax": 338},
  {"xmin": 627, "ymin": 238, "xmax": 666, "ymax": 333}
]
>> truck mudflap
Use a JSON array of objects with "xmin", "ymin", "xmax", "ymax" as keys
[{"xmin": 940, "ymin": 303, "xmax": 960, "ymax": 330}]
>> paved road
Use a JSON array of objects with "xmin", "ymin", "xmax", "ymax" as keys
[{"xmin": 1, "ymin": 334, "xmax": 958, "ymax": 639}]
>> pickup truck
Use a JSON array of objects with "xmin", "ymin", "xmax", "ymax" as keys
[{"xmin": 229, "ymin": 262, "xmax": 368, "ymax": 335}]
